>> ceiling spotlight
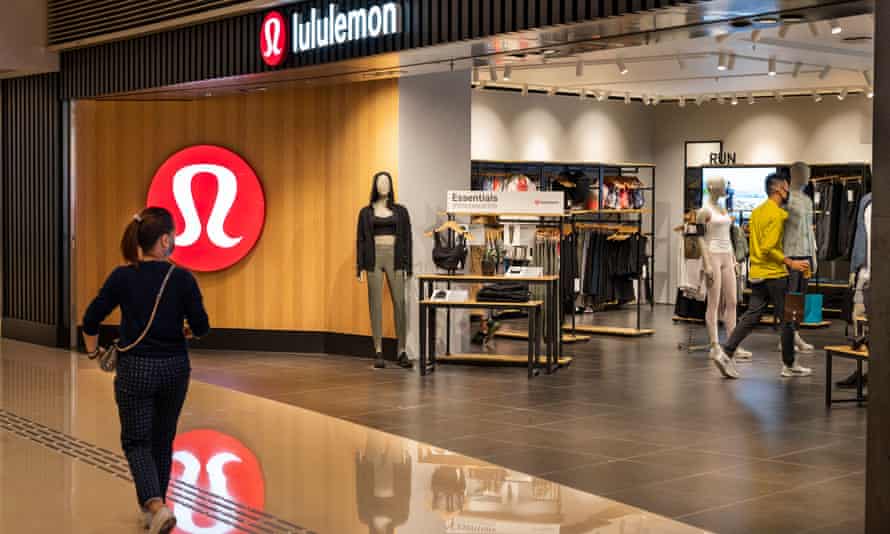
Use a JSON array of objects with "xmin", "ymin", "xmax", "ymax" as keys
[
  {"xmin": 830, "ymin": 19, "xmax": 842, "ymax": 35},
  {"xmin": 542, "ymin": 49, "xmax": 557, "ymax": 56},
  {"xmin": 768, "ymin": 56, "xmax": 777, "ymax": 76},
  {"xmin": 718, "ymin": 52, "xmax": 728, "ymax": 71},
  {"xmin": 774, "ymin": 91, "xmax": 784, "ymax": 102},
  {"xmin": 678, "ymin": 96, "xmax": 687, "ymax": 108},
  {"xmin": 731, "ymin": 94, "xmax": 739, "ymax": 106},
  {"xmin": 717, "ymin": 93, "xmax": 726, "ymax": 105},
  {"xmin": 808, "ymin": 22, "xmax": 819, "ymax": 37},
  {"xmin": 792, "ymin": 62, "xmax": 802, "ymax": 78},
  {"xmin": 748, "ymin": 92, "xmax": 756, "ymax": 104},
  {"xmin": 812, "ymin": 91, "xmax": 823, "ymax": 103},
  {"xmin": 751, "ymin": 29, "xmax": 762, "ymax": 43},
  {"xmin": 863, "ymin": 70, "xmax": 873, "ymax": 86},
  {"xmin": 677, "ymin": 56, "xmax": 686, "ymax": 70},
  {"xmin": 727, "ymin": 52, "xmax": 736, "ymax": 71},
  {"xmin": 625, "ymin": 92, "xmax": 632, "ymax": 104},
  {"xmin": 503, "ymin": 64, "xmax": 512, "ymax": 81},
  {"xmin": 838, "ymin": 88, "xmax": 848, "ymax": 101},
  {"xmin": 597, "ymin": 90, "xmax": 609, "ymax": 102},
  {"xmin": 819, "ymin": 65, "xmax": 831, "ymax": 80},
  {"xmin": 521, "ymin": 84, "xmax": 529, "ymax": 96},
  {"xmin": 617, "ymin": 59, "xmax": 628, "ymax": 75},
  {"xmin": 489, "ymin": 63, "xmax": 498, "ymax": 81},
  {"xmin": 778, "ymin": 24, "xmax": 790, "ymax": 38},
  {"xmin": 867, "ymin": 87, "xmax": 874, "ymax": 99}
]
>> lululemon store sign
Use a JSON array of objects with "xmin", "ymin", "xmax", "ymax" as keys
[
  {"xmin": 260, "ymin": 2, "xmax": 401, "ymax": 67},
  {"xmin": 147, "ymin": 145, "xmax": 266, "ymax": 272}
]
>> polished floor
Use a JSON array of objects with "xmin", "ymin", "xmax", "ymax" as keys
[
  {"xmin": 2, "ymin": 334, "xmax": 703, "ymax": 534},
  {"xmin": 0, "ymin": 306, "xmax": 866, "ymax": 533},
  {"xmin": 186, "ymin": 306, "xmax": 867, "ymax": 534}
]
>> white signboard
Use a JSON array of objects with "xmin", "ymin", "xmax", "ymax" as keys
[{"xmin": 446, "ymin": 191, "xmax": 564, "ymax": 215}]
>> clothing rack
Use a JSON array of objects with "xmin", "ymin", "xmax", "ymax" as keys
[{"xmin": 471, "ymin": 160, "xmax": 656, "ymax": 338}]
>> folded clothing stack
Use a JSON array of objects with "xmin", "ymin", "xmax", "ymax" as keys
[{"xmin": 476, "ymin": 282, "xmax": 532, "ymax": 303}]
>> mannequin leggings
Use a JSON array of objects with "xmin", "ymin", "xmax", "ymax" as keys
[
  {"xmin": 706, "ymin": 252, "xmax": 738, "ymax": 345},
  {"xmin": 367, "ymin": 243, "xmax": 407, "ymax": 354}
]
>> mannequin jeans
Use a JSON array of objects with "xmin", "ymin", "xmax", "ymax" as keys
[
  {"xmin": 705, "ymin": 252, "xmax": 737, "ymax": 345},
  {"xmin": 367, "ymin": 243, "xmax": 407, "ymax": 354}
]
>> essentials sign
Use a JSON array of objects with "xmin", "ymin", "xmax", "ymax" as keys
[{"xmin": 261, "ymin": 3, "xmax": 401, "ymax": 66}]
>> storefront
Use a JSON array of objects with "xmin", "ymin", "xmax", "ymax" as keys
[{"xmin": 2, "ymin": 0, "xmax": 890, "ymax": 530}]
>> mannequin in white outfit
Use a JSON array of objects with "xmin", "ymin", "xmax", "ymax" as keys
[{"xmin": 698, "ymin": 177, "xmax": 751, "ymax": 362}]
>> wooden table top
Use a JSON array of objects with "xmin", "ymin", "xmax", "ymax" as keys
[
  {"xmin": 419, "ymin": 299, "xmax": 544, "ymax": 308},
  {"xmin": 825, "ymin": 345, "xmax": 869, "ymax": 358}
]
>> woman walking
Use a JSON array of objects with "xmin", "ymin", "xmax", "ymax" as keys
[{"xmin": 82, "ymin": 207, "xmax": 209, "ymax": 534}]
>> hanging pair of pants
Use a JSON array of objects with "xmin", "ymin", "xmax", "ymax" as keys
[
  {"xmin": 705, "ymin": 252, "xmax": 738, "ymax": 345},
  {"xmin": 723, "ymin": 277, "xmax": 795, "ymax": 367},
  {"xmin": 114, "ymin": 353, "xmax": 190, "ymax": 506},
  {"xmin": 368, "ymin": 243, "xmax": 406, "ymax": 354}
]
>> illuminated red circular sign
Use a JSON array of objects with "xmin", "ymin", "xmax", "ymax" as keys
[
  {"xmin": 170, "ymin": 429, "xmax": 265, "ymax": 533},
  {"xmin": 147, "ymin": 145, "xmax": 265, "ymax": 272},
  {"xmin": 260, "ymin": 11, "xmax": 287, "ymax": 67}
]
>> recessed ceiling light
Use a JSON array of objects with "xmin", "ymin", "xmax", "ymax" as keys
[
  {"xmin": 755, "ymin": 17, "xmax": 779, "ymax": 24},
  {"xmin": 867, "ymin": 87, "xmax": 874, "ymax": 99},
  {"xmin": 718, "ymin": 52, "xmax": 728, "ymax": 71},
  {"xmin": 781, "ymin": 14, "xmax": 806, "ymax": 23},
  {"xmin": 617, "ymin": 59, "xmax": 628, "ymax": 75},
  {"xmin": 625, "ymin": 92, "xmax": 632, "ymax": 104},
  {"xmin": 838, "ymin": 88, "xmax": 848, "ymax": 101},
  {"xmin": 830, "ymin": 19, "xmax": 842, "ymax": 35},
  {"xmin": 731, "ymin": 94, "xmax": 739, "ymax": 106},
  {"xmin": 503, "ymin": 64, "xmax": 512, "ymax": 81},
  {"xmin": 768, "ymin": 56, "xmax": 777, "ymax": 76},
  {"xmin": 542, "ymin": 49, "xmax": 557, "ymax": 56}
]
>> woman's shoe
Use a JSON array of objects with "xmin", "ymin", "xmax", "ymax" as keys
[
  {"xmin": 398, "ymin": 352, "xmax": 413, "ymax": 369},
  {"xmin": 148, "ymin": 506, "xmax": 176, "ymax": 534},
  {"xmin": 374, "ymin": 353, "xmax": 386, "ymax": 369}
]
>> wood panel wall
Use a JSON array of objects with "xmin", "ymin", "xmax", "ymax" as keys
[{"xmin": 73, "ymin": 80, "xmax": 399, "ymax": 336}]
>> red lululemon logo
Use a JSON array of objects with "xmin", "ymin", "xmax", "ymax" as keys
[
  {"xmin": 170, "ymin": 430, "xmax": 265, "ymax": 534},
  {"xmin": 260, "ymin": 11, "xmax": 287, "ymax": 67},
  {"xmin": 147, "ymin": 145, "xmax": 266, "ymax": 272}
]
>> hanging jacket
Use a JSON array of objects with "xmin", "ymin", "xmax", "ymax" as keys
[{"xmin": 851, "ymin": 193, "xmax": 872, "ymax": 274}]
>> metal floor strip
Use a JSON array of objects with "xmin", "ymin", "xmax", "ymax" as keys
[{"xmin": 0, "ymin": 409, "xmax": 315, "ymax": 534}]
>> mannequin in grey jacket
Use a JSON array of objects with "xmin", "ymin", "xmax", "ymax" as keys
[{"xmin": 782, "ymin": 162, "xmax": 817, "ymax": 353}]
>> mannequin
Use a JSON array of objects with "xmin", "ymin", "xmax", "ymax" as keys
[
  {"xmin": 698, "ymin": 177, "xmax": 751, "ymax": 361},
  {"xmin": 357, "ymin": 172, "xmax": 413, "ymax": 370},
  {"xmin": 782, "ymin": 162, "xmax": 817, "ymax": 353},
  {"xmin": 356, "ymin": 432, "xmax": 412, "ymax": 534}
]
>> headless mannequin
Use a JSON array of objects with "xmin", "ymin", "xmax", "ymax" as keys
[
  {"xmin": 358, "ymin": 174, "xmax": 412, "ymax": 370},
  {"xmin": 697, "ymin": 177, "xmax": 748, "ymax": 358},
  {"xmin": 783, "ymin": 164, "xmax": 816, "ymax": 352}
]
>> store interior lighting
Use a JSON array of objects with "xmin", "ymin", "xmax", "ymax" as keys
[
  {"xmin": 717, "ymin": 93, "xmax": 726, "ymax": 105},
  {"xmin": 503, "ymin": 64, "xmax": 512, "ymax": 81},
  {"xmin": 792, "ymin": 62, "xmax": 803, "ymax": 78},
  {"xmin": 731, "ymin": 94, "xmax": 739, "ymax": 106},
  {"xmin": 867, "ymin": 86, "xmax": 874, "ymax": 99},
  {"xmin": 768, "ymin": 56, "xmax": 777, "ymax": 76},
  {"xmin": 819, "ymin": 65, "xmax": 832, "ymax": 80},
  {"xmin": 838, "ymin": 88, "xmax": 848, "ymax": 101},
  {"xmin": 813, "ymin": 91, "xmax": 823, "ymax": 102},
  {"xmin": 830, "ymin": 19, "xmax": 842, "ymax": 34},
  {"xmin": 579, "ymin": 89, "xmax": 586, "ymax": 101},
  {"xmin": 597, "ymin": 90, "xmax": 609, "ymax": 102},
  {"xmin": 678, "ymin": 96, "xmax": 686, "ymax": 107},
  {"xmin": 718, "ymin": 52, "xmax": 728, "ymax": 71},
  {"xmin": 748, "ymin": 92, "xmax": 756, "ymax": 104}
]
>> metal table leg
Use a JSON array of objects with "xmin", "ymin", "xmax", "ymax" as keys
[
  {"xmin": 527, "ymin": 307, "xmax": 535, "ymax": 379},
  {"xmin": 825, "ymin": 351, "xmax": 832, "ymax": 407},
  {"xmin": 419, "ymin": 301, "xmax": 427, "ymax": 376}
]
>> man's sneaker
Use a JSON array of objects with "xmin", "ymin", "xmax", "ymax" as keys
[
  {"xmin": 795, "ymin": 334, "xmax": 815, "ymax": 353},
  {"xmin": 734, "ymin": 347, "xmax": 753, "ymax": 362},
  {"xmin": 781, "ymin": 362, "xmax": 813, "ymax": 378},
  {"xmin": 710, "ymin": 347, "xmax": 740, "ymax": 379}
]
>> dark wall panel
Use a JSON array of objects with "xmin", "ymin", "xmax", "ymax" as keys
[
  {"xmin": 1, "ymin": 74, "xmax": 66, "ymax": 347},
  {"xmin": 60, "ymin": 0, "xmax": 703, "ymax": 99}
]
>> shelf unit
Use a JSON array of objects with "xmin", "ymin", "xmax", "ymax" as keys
[{"xmin": 470, "ymin": 160, "xmax": 656, "ymax": 337}]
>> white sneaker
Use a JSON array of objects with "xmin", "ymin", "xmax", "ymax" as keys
[
  {"xmin": 710, "ymin": 347, "xmax": 740, "ymax": 379},
  {"xmin": 781, "ymin": 362, "xmax": 813, "ymax": 378},
  {"xmin": 734, "ymin": 347, "xmax": 753, "ymax": 362},
  {"xmin": 795, "ymin": 334, "xmax": 815, "ymax": 353},
  {"xmin": 148, "ymin": 506, "xmax": 176, "ymax": 534}
]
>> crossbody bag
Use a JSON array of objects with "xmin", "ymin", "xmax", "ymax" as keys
[{"xmin": 89, "ymin": 264, "xmax": 175, "ymax": 373}]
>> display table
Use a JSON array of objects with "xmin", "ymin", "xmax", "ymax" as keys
[
  {"xmin": 825, "ymin": 345, "xmax": 869, "ymax": 407},
  {"xmin": 418, "ymin": 299, "xmax": 543, "ymax": 378},
  {"xmin": 416, "ymin": 274, "xmax": 563, "ymax": 374}
]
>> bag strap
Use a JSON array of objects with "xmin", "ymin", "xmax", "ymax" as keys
[{"xmin": 119, "ymin": 264, "xmax": 175, "ymax": 353}]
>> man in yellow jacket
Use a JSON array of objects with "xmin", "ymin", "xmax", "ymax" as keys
[{"xmin": 712, "ymin": 173, "xmax": 812, "ymax": 379}]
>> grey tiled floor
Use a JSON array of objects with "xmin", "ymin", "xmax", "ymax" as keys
[{"xmin": 189, "ymin": 306, "xmax": 867, "ymax": 534}]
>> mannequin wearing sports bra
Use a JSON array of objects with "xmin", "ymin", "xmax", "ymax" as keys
[{"xmin": 698, "ymin": 177, "xmax": 750, "ymax": 366}]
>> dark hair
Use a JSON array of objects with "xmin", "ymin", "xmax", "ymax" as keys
[
  {"xmin": 369, "ymin": 171, "xmax": 395, "ymax": 208},
  {"xmin": 764, "ymin": 173, "xmax": 789, "ymax": 195},
  {"xmin": 121, "ymin": 207, "xmax": 175, "ymax": 265}
]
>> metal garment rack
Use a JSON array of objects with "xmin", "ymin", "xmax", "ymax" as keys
[{"xmin": 470, "ymin": 160, "xmax": 657, "ymax": 336}]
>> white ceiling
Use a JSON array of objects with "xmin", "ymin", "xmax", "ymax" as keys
[{"xmin": 480, "ymin": 14, "xmax": 873, "ymax": 100}]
